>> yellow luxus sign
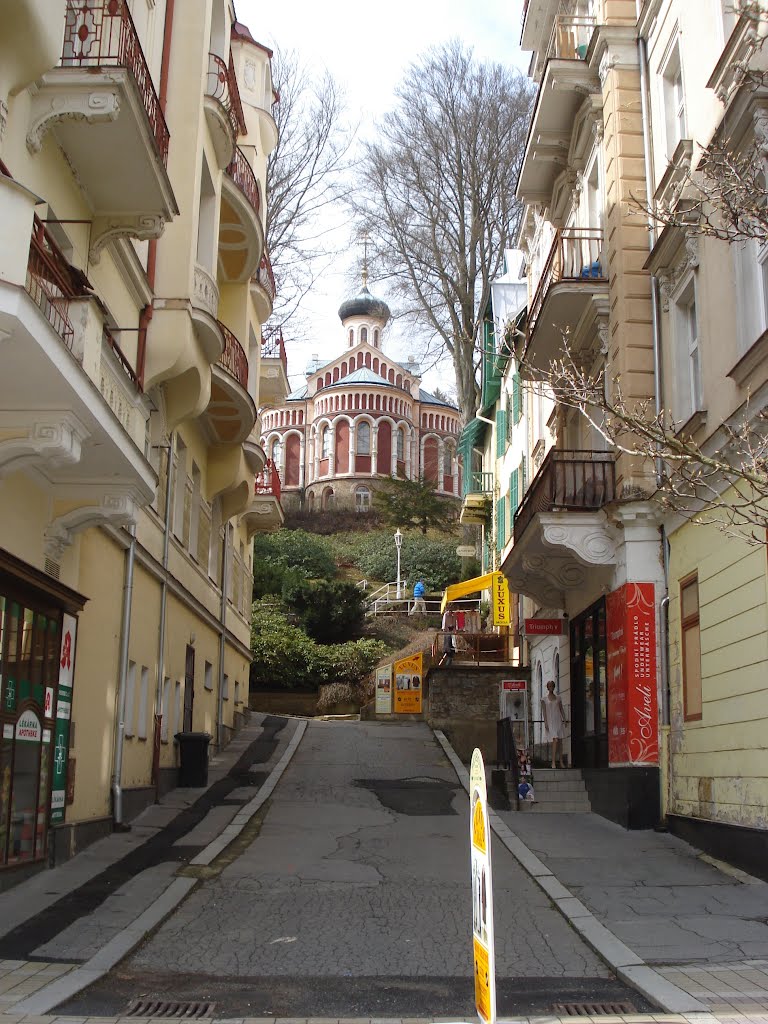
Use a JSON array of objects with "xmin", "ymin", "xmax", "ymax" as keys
[{"xmin": 441, "ymin": 572, "xmax": 510, "ymax": 627}]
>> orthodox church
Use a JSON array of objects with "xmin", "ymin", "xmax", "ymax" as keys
[{"xmin": 260, "ymin": 274, "xmax": 462, "ymax": 513}]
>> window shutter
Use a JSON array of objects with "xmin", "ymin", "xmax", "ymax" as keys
[
  {"xmin": 512, "ymin": 372, "xmax": 521, "ymax": 423},
  {"xmin": 496, "ymin": 410, "xmax": 507, "ymax": 457},
  {"xmin": 496, "ymin": 496, "xmax": 506, "ymax": 551},
  {"xmin": 521, "ymin": 457, "xmax": 527, "ymax": 496},
  {"xmin": 510, "ymin": 468, "xmax": 519, "ymax": 514}
]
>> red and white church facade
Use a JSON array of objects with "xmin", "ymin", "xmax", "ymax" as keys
[{"xmin": 260, "ymin": 278, "xmax": 462, "ymax": 513}]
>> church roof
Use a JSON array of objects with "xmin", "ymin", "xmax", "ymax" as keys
[
  {"xmin": 419, "ymin": 388, "xmax": 457, "ymax": 409},
  {"xmin": 331, "ymin": 367, "xmax": 393, "ymax": 387},
  {"xmin": 286, "ymin": 384, "xmax": 309, "ymax": 401},
  {"xmin": 338, "ymin": 283, "xmax": 391, "ymax": 322}
]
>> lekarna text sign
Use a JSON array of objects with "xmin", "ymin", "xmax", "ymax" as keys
[{"xmin": 470, "ymin": 748, "xmax": 496, "ymax": 1024}]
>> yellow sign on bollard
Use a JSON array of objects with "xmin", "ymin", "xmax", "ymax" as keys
[{"xmin": 470, "ymin": 748, "xmax": 496, "ymax": 1024}]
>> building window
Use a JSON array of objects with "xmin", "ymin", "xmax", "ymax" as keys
[
  {"xmin": 321, "ymin": 426, "xmax": 331, "ymax": 459},
  {"xmin": 125, "ymin": 661, "xmax": 136, "ymax": 738},
  {"xmin": 222, "ymin": 674, "xmax": 229, "ymax": 701},
  {"xmin": 674, "ymin": 280, "xmax": 702, "ymax": 420},
  {"xmin": 360, "ymin": 327, "xmax": 368, "ymax": 344},
  {"xmin": 662, "ymin": 43, "xmax": 687, "ymax": 156},
  {"xmin": 397, "ymin": 427, "xmax": 405, "ymax": 461},
  {"xmin": 355, "ymin": 486, "xmax": 371, "ymax": 511},
  {"xmin": 373, "ymin": 328, "xmax": 380, "ymax": 346},
  {"xmin": 357, "ymin": 421, "xmax": 371, "ymax": 455},
  {"xmin": 322, "ymin": 487, "xmax": 334, "ymax": 510},
  {"xmin": 137, "ymin": 666, "xmax": 149, "ymax": 740},
  {"xmin": 160, "ymin": 678, "xmax": 171, "ymax": 742},
  {"xmin": 680, "ymin": 573, "xmax": 702, "ymax": 721},
  {"xmin": 204, "ymin": 661, "xmax": 213, "ymax": 691}
]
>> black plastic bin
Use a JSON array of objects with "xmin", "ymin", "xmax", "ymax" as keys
[{"xmin": 175, "ymin": 731, "xmax": 211, "ymax": 787}]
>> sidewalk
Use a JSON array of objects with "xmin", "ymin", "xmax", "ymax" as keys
[
  {"xmin": 436, "ymin": 731, "xmax": 768, "ymax": 1018},
  {"xmin": 0, "ymin": 713, "xmax": 305, "ymax": 1017}
]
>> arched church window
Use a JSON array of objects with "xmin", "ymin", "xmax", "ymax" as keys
[
  {"xmin": 348, "ymin": 329, "xmax": 353, "ymax": 346},
  {"xmin": 355, "ymin": 486, "xmax": 371, "ymax": 512},
  {"xmin": 373, "ymin": 329, "xmax": 380, "ymax": 346},
  {"xmin": 361, "ymin": 327, "xmax": 368, "ymax": 343},
  {"xmin": 271, "ymin": 437, "xmax": 283, "ymax": 466},
  {"xmin": 397, "ymin": 427, "xmax": 405, "ymax": 461},
  {"xmin": 321, "ymin": 426, "xmax": 331, "ymax": 459},
  {"xmin": 357, "ymin": 421, "xmax": 371, "ymax": 455}
]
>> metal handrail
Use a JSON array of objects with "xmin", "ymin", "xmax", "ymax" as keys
[
  {"xmin": 216, "ymin": 321, "xmax": 248, "ymax": 389},
  {"xmin": 261, "ymin": 328, "xmax": 287, "ymax": 375},
  {"xmin": 26, "ymin": 215, "xmax": 84, "ymax": 349},
  {"xmin": 225, "ymin": 146, "xmax": 261, "ymax": 215},
  {"xmin": 257, "ymin": 251, "xmax": 276, "ymax": 299},
  {"xmin": 527, "ymin": 227, "xmax": 606, "ymax": 340},
  {"xmin": 513, "ymin": 448, "xmax": 616, "ymax": 544},
  {"xmin": 463, "ymin": 471, "xmax": 495, "ymax": 496},
  {"xmin": 546, "ymin": 15, "xmax": 595, "ymax": 62},
  {"xmin": 206, "ymin": 51, "xmax": 247, "ymax": 140},
  {"xmin": 61, "ymin": 0, "xmax": 170, "ymax": 165},
  {"xmin": 104, "ymin": 327, "xmax": 142, "ymax": 390}
]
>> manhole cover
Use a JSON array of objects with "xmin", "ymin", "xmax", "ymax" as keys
[
  {"xmin": 553, "ymin": 1002, "xmax": 636, "ymax": 1016},
  {"xmin": 126, "ymin": 1000, "xmax": 216, "ymax": 1018}
]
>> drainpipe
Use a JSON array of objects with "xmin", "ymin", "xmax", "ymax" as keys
[
  {"xmin": 112, "ymin": 524, "xmax": 137, "ymax": 828},
  {"xmin": 153, "ymin": 439, "xmax": 174, "ymax": 795},
  {"xmin": 217, "ymin": 526, "xmax": 232, "ymax": 751}
]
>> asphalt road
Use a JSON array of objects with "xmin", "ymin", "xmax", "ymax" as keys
[{"xmin": 62, "ymin": 720, "xmax": 648, "ymax": 1017}]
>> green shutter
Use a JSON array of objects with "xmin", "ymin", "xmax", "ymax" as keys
[
  {"xmin": 512, "ymin": 372, "xmax": 521, "ymax": 424},
  {"xmin": 521, "ymin": 457, "xmax": 527, "ymax": 496},
  {"xmin": 496, "ymin": 496, "xmax": 505, "ymax": 551},
  {"xmin": 496, "ymin": 410, "xmax": 507, "ymax": 458},
  {"xmin": 510, "ymin": 468, "xmax": 519, "ymax": 514}
]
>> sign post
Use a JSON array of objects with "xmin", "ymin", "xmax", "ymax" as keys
[
  {"xmin": 470, "ymin": 748, "xmax": 496, "ymax": 1024},
  {"xmin": 394, "ymin": 653, "xmax": 423, "ymax": 713},
  {"xmin": 375, "ymin": 664, "xmax": 392, "ymax": 714}
]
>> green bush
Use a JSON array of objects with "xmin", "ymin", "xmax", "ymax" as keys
[
  {"xmin": 332, "ymin": 530, "xmax": 461, "ymax": 590},
  {"xmin": 253, "ymin": 529, "xmax": 337, "ymax": 580},
  {"xmin": 318, "ymin": 637, "xmax": 387, "ymax": 685},
  {"xmin": 281, "ymin": 577, "xmax": 367, "ymax": 643}
]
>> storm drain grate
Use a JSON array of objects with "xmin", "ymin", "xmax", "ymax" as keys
[
  {"xmin": 553, "ymin": 1002, "xmax": 636, "ymax": 1016},
  {"xmin": 125, "ymin": 1000, "xmax": 216, "ymax": 1018}
]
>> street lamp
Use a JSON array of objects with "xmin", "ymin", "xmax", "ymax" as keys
[{"xmin": 394, "ymin": 528, "xmax": 403, "ymax": 599}]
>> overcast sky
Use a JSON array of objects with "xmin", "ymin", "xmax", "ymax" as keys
[{"xmin": 237, "ymin": 0, "xmax": 530, "ymax": 394}]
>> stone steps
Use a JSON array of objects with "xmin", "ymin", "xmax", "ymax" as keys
[{"xmin": 522, "ymin": 767, "xmax": 591, "ymax": 813}]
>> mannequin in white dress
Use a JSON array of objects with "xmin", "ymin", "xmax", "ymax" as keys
[{"xmin": 541, "ymin": 680, "xmax": 567, "ymax": 768}]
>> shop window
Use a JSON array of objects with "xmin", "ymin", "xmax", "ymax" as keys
[{"xmin": 681, "ymin": 573, "xmax": 702, "ymax": 721}]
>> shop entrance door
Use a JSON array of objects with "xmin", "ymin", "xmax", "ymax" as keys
[{"xmin": 570, "ymin": 599, "xmax": 608, "ymax": 770}]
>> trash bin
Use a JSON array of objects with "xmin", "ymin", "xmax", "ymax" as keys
[{"xmin": 175, "ymin": 731, "xmax": 211, "ymax": 787}]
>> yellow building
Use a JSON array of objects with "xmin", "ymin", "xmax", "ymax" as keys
[{"xmin": 0, "ymin": 0, "xmax": 286, "ymax": 882}]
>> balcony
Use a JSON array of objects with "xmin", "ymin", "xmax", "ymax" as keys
[
  {"xmin": 516, "ymin": 16, "xmax": 600, "ymax": 206},
  {"xmin": 250, "ymin": 251, "xmax": 276, "ymax": 321},
  {"xmin": 0, "ymin": 181, "xmax": 154, "ymax": 552},
  {"xmin": 259, "ymin": 327, "xmax": 290, "ymax": 405},
  {"xmin": 501, "ymin": 449, "xmax": 618, "ymax": 606},
  {"xmin": 220, "ymin": 146, "xmax": 264, "ymax": 284},
  {"xmin": 201, "ymin": 321, "xmax": 255, "ymax": 447},
  {"xmin": 460, "ymin": 471, "xmax": 494, "ymax": 525},
  {"xmin": 241, "ymin": 459, "xmax": 284, "ymax": 535},
  {"xmin": 205, "ymin": 50, "xmax": 247, "ymax": 168},
  {"xmin": 525, "ymin": 227, "xmax": 609, "ymax": 368},
  {"xmin": 27, "ymin": 0, "xmax": 177, "ymax": 258}
]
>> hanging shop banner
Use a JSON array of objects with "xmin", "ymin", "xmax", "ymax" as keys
[
  {"xmin": 51, "ymin": 612, "xmax": 77, "ymax": 823},
  {"xmin": 375, "ymin": 664, "xmax": 392, "ymax": 715},
  {"xmin": 394, "ymin": 652, "xmax": 423, "ymax": 713},
  {"xmin": 470, "ymin": 748, "xmax": 496, "ymax": 1024},
  {"xmin": 606, "ymin": 583, "xmax": 658, "ymax": 766},
  {"xmin": 491, "ymin": 574, "xmax": 510, "ymax": 627}
]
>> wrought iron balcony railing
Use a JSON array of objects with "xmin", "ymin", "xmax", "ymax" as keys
[
  {"xmin": 255, "ymin": 459, "xmax": 281, "ymax": 500},
  {"xmin": 26, "ymin": 215, "xmax": 85, "ymax": 349},
  {"xmin": 61, "ymin": 0, "xmax": 170, "ymax": 165},
  {"xmin": 513, "ymin": 449, "xmax": 616, "ymax": 544},
  {"xmin": 225, "ymin": 146, "xmax": 261, "ymax": 215},
  {"xmin": 216, "ymin": 322, "xmax": 248, "ymax": 389},
  {"xmin": 261, "ymin": 327, "xmax": 287, "ymax": 375},
  {"xmin": 207, "ymin": 51, "xmax": 247, "ymax": 140},
  {"xmin": 527, "ymin": 227, "xmax": 606, "ymax": 341},
  {"xmin": 257, "ymin": 251, "xmax": 276, "ymax": 300}
]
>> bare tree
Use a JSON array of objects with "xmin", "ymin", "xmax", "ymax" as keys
[
  {"xmin": 511, "ymin": 325, "xmax": 768, "ymax": 541},
  {"xmin": 351, "ymin": 40, "xmax": 534, "ymax": 425},
  {"xmin": 266, "ymin": 47, "xmax": 354, "ymax": 332}
]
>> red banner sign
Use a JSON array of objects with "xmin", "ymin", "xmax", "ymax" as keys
[
  {"xmin": 501, "ymin": 680, "xmax": 526, "ymax": 691},
  {"xmin": 606, "ymin": 582, "xmax": 658, "ymax": 766},
  {"xmin": 524, "ymin": 618, "xmax": 563, "ymax": 635}
]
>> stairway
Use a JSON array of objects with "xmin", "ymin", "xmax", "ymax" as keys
[{"xmin": 524, "ymin": 767, "xmax": 591, "ymax": 812}]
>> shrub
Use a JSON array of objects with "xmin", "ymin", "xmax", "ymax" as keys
[
  {"xmin": 249, "ymin": 599, "xmax": 322, "ymax": 690},
  {"xmin": 337, "ymin": 530, "xmax": 461, "ymax": 590},
  {"xmin": 281, "ymin": 577, "xmax": 367, "ymax": 643},
  {"xmin": 253, "ymin": 529, "xmax": 337, "ymax": 580}
]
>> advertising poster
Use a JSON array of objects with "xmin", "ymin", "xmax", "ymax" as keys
[
  {"xmin": 491, "ymin": 573, "xmax": 510, "ymax": 626},
  {"xmin": 606, "ymin": 583, "xmax": 658, "ymax": 766},
  {"xmin": 470, "ymin": 748, "xmax": 496, "ymax": 1024},
  {"xmin": 375, "ymin": 664, "xmax": 392, "ymax": 715},
  {"xmin": 51, "ymin": 612, "xmax": 77, "ymax": 823},
  {"xmin": 394, "ymin": 652, "xmax": 423, "ymax": 713}
]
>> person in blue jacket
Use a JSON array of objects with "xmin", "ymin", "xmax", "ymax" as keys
[{"xmin": 409, "ymin": 578, "xmax": 427, "ymax": 615}]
